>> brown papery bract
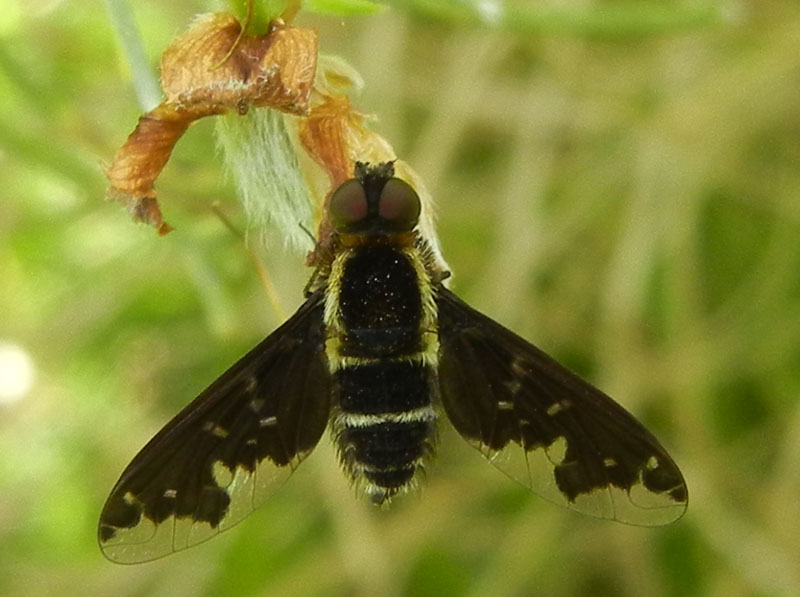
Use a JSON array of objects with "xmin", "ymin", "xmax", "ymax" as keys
[{"xmin": 105, "ymin": 14, "xmax": 318, "ymax": 234}]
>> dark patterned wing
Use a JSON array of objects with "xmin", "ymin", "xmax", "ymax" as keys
[
  {"xmin": 436, "ymin": 288, "xmax": 687, "ymax": 525},
  {"xmin": 98, "ymin": 291, "xmax": 331, "ymax": 563}
]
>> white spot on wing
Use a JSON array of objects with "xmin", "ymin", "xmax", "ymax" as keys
[
  {"xmin": 510, "ymin": 358, "xmax": 528, "ymax": 377},
  {"xmin": 504, "ymin": 378, "xmax": 523, "ymax": 395},
  {"xmin": 546, "ymin": 400, "xmax": 572, "ymax": 416},
  {"xmin": 202, "ymin": 421, "xmax": 229, "ymax": 438},
  {"xmin": 212, "ymin": 461, "xmax": 234, "ymax": 487},
  {"xmin": 259, "ymin": 416, "xmax": 278, "ymax": 428},
  {"xmin": 545, "ymin": 436, "xmax": 568, "ymax": 465}
]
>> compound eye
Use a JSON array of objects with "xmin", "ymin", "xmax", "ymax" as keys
[
  {"xmin": 329, "ymin": 179, "xmax": 368, "ymax": 232},
  {"xmin": 378, "ymin": 178, "xmax": 421, "ymax": 231}
]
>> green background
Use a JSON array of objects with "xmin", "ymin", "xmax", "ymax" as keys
[{"xmin": 1, "ymin": 0, "xmax": 799, "ymax": 595}]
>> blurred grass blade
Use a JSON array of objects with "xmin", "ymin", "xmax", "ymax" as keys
[
  {"xmin": 104, "ymin": 0, "xmax": 161, "ymax": 111},
  {"xmin": 306, "ymin": 0, "xmax": 385, "ymax": 15},
  {"xmin": 385, "ymin": 0, "xmax": 725, "ymax": 36}
]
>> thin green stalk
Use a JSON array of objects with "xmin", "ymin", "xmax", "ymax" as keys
[{"xmin": 104, "ymin": 0, "xmax": 161, "ymax": 111}]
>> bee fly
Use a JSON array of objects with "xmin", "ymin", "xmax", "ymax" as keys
[{"xmin": 99, "ymin": 162, "xmax": 688, "ymax": 563}]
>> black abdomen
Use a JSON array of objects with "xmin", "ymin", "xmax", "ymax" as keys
[{"xmin": 332, "ymin": 246, "xmax": 437, "ymax": 503}]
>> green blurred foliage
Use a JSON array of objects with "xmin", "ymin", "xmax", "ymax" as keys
[{"xmin": 1, "ymin": 0, "xmax": 800, "ymax": 595}]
